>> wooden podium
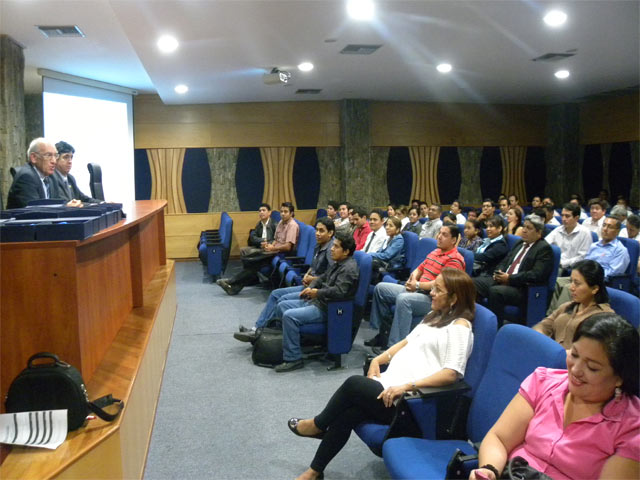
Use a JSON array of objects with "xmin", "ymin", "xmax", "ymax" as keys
[{"xmin": 1, "ymin": 200, "xmax": 177, "ymax": 479}]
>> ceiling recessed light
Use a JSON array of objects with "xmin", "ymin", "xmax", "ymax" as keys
[
  {"xmin": 544, "ymin": 10, "xmax": 567, "ymax": 27},
  {"xmin": 298, "ymin": 62, "xmax": 314, "ymax": 72},
  {"xmin": 347, "ymin": 0, "xmax": 375, "ymax": 21},
  {"xmin": 157, "ymin": 35, "xmax": 179, "ymax": 53},
  {"xmin": 436, "ymin": 63, "xmax": 452, "ymax": 73},
  {"xmin": 554, "ymin": 70, "xmax": 570, "ymax": 79},
  {"xmin": 174, "ymin": 84, "xmax": 188, "ymax": 94}
]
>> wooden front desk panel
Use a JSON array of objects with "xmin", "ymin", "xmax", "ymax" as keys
[{"xmin": 0, "ymin": 200, "xmax": 167, "ymax": 408}]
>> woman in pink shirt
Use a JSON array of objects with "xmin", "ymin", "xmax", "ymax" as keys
[{"xmin": 471, "ymin": 313, "xmax": 639, "ymax": 480}]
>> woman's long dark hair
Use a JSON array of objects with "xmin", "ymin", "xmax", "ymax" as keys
[
  {"xmin": 564, "ymin": 260, "xmax": 609, "ymax": 313},
  {"xmin": 424, "ymin": 268, "xmax": 476, "ymax": 328},
  {"xmin": 573, "ymin": 313, "xmax": 639, "ymax": 397}
]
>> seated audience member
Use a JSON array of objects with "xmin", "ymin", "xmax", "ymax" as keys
[
  {"xmin": 467, "ymin": 209, "xmax": 479, "ymax": 221},
  {"xmin": 473, "ymin": 215, "xmax": 553, "ymax": 326},
  {"xmin": 233, "ymin": 217, "xmax": 335, "ymax": 342},
  {"xmin": 7, "ymin": 137, "xmax": 80, "ymax": 209},
  {"xmin": 548, "ymin": 215, "xmax": 630, "ymax": 310},
  {"xmin": 459, "ymin": 218, "xmax": 484, "ymax": 253},
  {"xmin": 411, "ymin": 198, "xmax": 421, "ymax": 210},
  {"xmin": 505, "ymin": 207, "xmax": 523, "ymax": 236},
  {"xmin": 396, "ymin": 205, "xmax": 410, "ymax": 229},
  {"xmin": 470, "ymin": 314, "xmax": 639, "ymax": 480},
  {"xmin": 610, "ymin": 204, "xmax": 629, "ymax": 226},
  {"xmin": 289, "ymin": 268, "xmax": 476, "ymax": 480},
  {"xmin": 341, "ymin": 207, "xmax": 357, "ymax": 236},
  {"xmin": 52, "ymin": 141, "xmax": 100, "ymax": 203},
  {"xmin": 363, "ymin": 209, "xmax": 388, "ymax": 253},
  {"xmin": 325, "ymin": 200, "xmax": 339, "ymax": 221},
  {"xmin": 569, "ymin": 194, "xmax": 588, "ymax": 219},
  {"xmin": 477, "ymin": 199, "xmax": 496, "ymax": 229},
  {"xmin": 508, "ymin": 194, "xmax": 523, "ymax": 213},
  {"xmin": 350, "ymin": 206, "xmax": 371, "ymax": 251},
  {"xmin": 217, "ymin": 202, "xmax": 299, "ymax": 295},
  {"xmin": 616, "ymin": 195, "xmax": 633, "ymax": 212},
  {"xmin": 583, "ymin": 198, "xmax": 606, "ymax": 239},
  {"xmin": 449, "ymin": 200, "xmax": 467, "ymax": 225},
  {"xmin": 402, "ymin": 207, "xmax": 422, "ymax": 234},
  {"xmin": 419, "ymin": 203, "xmax": 443, "ymax": 239},
  {"xmin": 543, "ymin": 204, "xmax": 560, "ymax": 226},
  {"xmin": 497, "ymin": 198, "xmax": 509, "ymax": 220},
  {"xmin": 530, "ymin": 195, "xmax": 542, "ymax": 209},
  {"xmin": 598, "ymin": 189, "xmax": 611, "ymax": 210},
  {"xmin": 620, "ymin": 213, "xmax": 640, "ymax": 241},
  {"xmin": 544, "ymin": 203, "xmax": 593, "ymax": 276},
  {"xmin": 272, "ymin": 233, "xmax": 359, "ymax": 372},
  {"xmin": 472, "ymin": 217, "xmax": 509, "ymax": 278},
  {"xmin": 366, "ymin": 225, "xmax": 465, "ymax": 349},
  {"xmin": 498, "ymin": 193, "xmax": 507, "ymax": 202},
  {"xmin": 334, "ymin": 202, "xmax": 351, "ymax": 230},
  {"xmin": 442, "ymin": 212, "xmax": 458, "ymax": 226},
  {"xmin": 533, "ymin": 260, "xmax": 612, "ymax": 349},
  {"xmin": 419, "ymin": 201, "xmax": 429, "ymax": 219},
  {"xmin": 369, "ymin": 216, "xmax": 406, "ymax": 283},
  {"xmin": 243, "ymin": 203, "xmax": 277, "ymax": 254},
  {"xmin": 386, "ymin": 203, "xmax": 398, "ymax": 218}
]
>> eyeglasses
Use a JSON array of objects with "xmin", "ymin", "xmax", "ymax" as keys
[{"xmin": 35, "ymin": 152, "xmax": 59, "ymax": 160}]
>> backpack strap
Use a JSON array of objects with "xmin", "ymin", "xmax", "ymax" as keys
[{"xmin": 88, "ymin": 394, "xmax": 124, "ymax": 422}]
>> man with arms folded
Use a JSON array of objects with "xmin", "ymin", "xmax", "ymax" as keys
[
  {"xmin": 351, "ymin": 206, "xmax": 371, "ymax": 251},
  {"xmin": 545, "ymin": 203, "xmax": 593, "ymax": 276},
  {"xmin": 272, "ymin": 232, "xmax": 359, "ymax": 372},
  {"xmin": 217, "ymin": 202, "xmax": 299, "ymax": 295},
  {"xmin": 419, "ymin": 203, "xmax": 443, "ymax": 239},
  {"xmin": 233, "ymin": 217, "xmax": 335, "ymax": 342},
  {"xmin": 473, "ymin": 215, "xmax": 554, "ymax": 326},
  {"xmin": 366, "ymin": 224, "xmax": 465, "ymax": 350},
  {"xmin": 51, "ymin": 141, "xmax": 99, "ymax": 203}
]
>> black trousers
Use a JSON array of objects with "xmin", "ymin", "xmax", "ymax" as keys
[
  {"xmin": 310, "ymin": 375, "xmax": 395, "ymax": 473},
  {"xmin": 472, "ymin": 275, "xmax": 524, "ymax": 326},
  {"xmin": 227, "ymin": 252, "xmax": 277, "ymax": 286}
]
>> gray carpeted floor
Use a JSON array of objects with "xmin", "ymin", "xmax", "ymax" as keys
[{"xmin": 144, "ymin": 260, "xmax": 391, "ymax": 480}]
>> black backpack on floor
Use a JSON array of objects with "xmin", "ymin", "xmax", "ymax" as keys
[{"xmin": 251, "ymin": 318, "xmax": 284, "ymax": 368}]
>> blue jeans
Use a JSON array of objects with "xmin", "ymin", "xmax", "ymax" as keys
[
  {"xmin": 276, "ymin": 299, "xmax": 327, "ymax": 361},
  {"xmin": 255, "ymin": 285, "xmax": 304, "ymax": 328},
  {"xmin": 370, "ymin": 282, "xmax": 432, "ymax": 347}
]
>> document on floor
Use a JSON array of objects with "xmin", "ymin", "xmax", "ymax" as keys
[{"xmin": 0, "ymin": 410, "xmax": 68, "ymax": 449}]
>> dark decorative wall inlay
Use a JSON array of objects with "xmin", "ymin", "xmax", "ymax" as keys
[
  {"xmin": 134, "ymin": 148, "xmax": 152, "ymax": 200},
  {"xmin": 292, "ymin": 147, "xmax": 321, "ymax": 210},
  {"xmin": 236, "ymin": 147, "xmax": 264, "ymax": 211},
  {"xmin": 387, "ymin": 147, "xmax": 412, "ymax": 206},
  {"xmin": 524, "ymin": 147, "xmax": 546, "ymax": 201},
  {"xmin": 479, "ymin": 146, "xmax": 502, "ymax": 201},
  {"xmin": 437, "ymin": 147, "xmax": 461, "ymax": 205},
  {"xmin": 609, "ymin": 142, "xmax": 632, "ymax": 201},
  {"xmin": 182, "ymin": 148, "xmax": 211, "ymax": 213},
  {"xmin": 582, "ymin": 144, "xmax": 603, "ymax": 201}
]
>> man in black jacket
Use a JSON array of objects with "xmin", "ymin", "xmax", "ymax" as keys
[
  {"xmin": 472, "ymin": 216, "xmax": 509, "ymax": 277},
  {"xmin": 51, "ymin": 141, "xmax": 100, "ymax": 203},
  {"xmin": 473, "ymin": 215, "xmax": 553, "ymax": 326},
  {"xmin": 7, "ymin": 138, "xmax": 60, "ymax": 208},
  {"xmin": 244, "ymin": 203, "xmax": 277, "ymax": 252},
  {"xmin": 273, "ymin": 233, "xmax": 359, "ymax": 372}
]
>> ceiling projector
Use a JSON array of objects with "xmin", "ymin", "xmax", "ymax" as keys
[{"xmin": 263, "ymin": 68, "xmax": 291, "ymax": 85}]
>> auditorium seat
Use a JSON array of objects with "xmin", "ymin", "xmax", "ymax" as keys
[
  {"xmin": 607, "ymin": 236, "xmax": 639, "ymax": 294},
  {"xmin": 606, "ymin": 287, "xmax": 640, "ymax": 328},
  {"xmin": 87, "ymin": 163, "xmax": 105, "ymax": 201}
]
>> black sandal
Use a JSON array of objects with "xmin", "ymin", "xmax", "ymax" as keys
[{"xmin": 288, "ymin": 418, "xmax": 325, "ymax": 440}]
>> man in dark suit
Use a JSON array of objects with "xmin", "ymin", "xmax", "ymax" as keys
[
  {"xmin": 473, "ymin": 214, "xmax": 554, "ymax": 326},
  {"xmin": 245, "ymin": 203, "xmax": 277, "ymax": 251},
  {"xmin": 51, "ymin": 141, "xmax": 99, "ymax": 203},
  {"xmin": 7, "ymin": 138, "xmax": 62, "ymax": 209}
]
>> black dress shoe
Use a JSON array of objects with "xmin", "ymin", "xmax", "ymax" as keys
[
  {"xmin": 364, "ymin": 334, "xmax": 380, "ymax": 347},
  {"xmin": 238, "ymin": 325, "xmax": 252, "ymax": 332},
  {"xmin": 233, "ymin": 330, "xmax": 258, "ymax": 342},
  {"xmin": 371, "ymin": 345, "xmax": 385, "ymax": 355},
  {"xmin": 287, "ymin": 418, "xmax": 324, "ymax": 439},
  {"xmin": 275, "ymin": 359, "xmax": 304, "ymax": 372},
  {"xmin": 217, "ymin": 279, "xmax": 242, "ymax": 296}
]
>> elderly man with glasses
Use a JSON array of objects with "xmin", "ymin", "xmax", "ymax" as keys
[{"xmin": 7, "ymin": 138, "xmax": 81, "ymax": 209}]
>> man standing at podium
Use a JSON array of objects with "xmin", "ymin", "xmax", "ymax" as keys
[{"xmin": 52, "ymin": 141, "xmax": 99, "ymax": 203}]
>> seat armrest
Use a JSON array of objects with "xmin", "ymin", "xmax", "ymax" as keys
[
  {"xmin": 525, "ymin": 285, "xmax": 548, "ymax": 327},
  {"xmin": 285, "ymin": 255, "xmax": 305, "ymax": 262},
  {"xmin": 326, "ymin": 300, "xmax": 354, "ymax": 355},
  {"xmin": 607, "ymin": 274, "xmax": 631, "ymax": 292},
  {"xmin": 406, "ymin": 380, "xmax": 471, "ymax": 400}
]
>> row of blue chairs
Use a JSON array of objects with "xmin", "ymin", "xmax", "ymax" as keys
[{"xmin": 198, "ymin": 212, "xmax": 233, "ymax": 278}]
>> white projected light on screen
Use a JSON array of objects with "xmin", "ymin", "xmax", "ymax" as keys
[{"xmin": 43, "ymin": 80, "xmax": 134, "ymax": 207}]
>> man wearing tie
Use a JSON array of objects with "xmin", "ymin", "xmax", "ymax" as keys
[
  {"xmin": 473, "ymin": 214, "xmax": 554, "ymax": 326},
  {"xmin": 362, "ymin": 209, "xmax": 388, "ymax": 253},
  {"xmin": 52, "ymin": 141, "xmax": 99, "ymax": 203},
  {"xmin": 7, "ymin": 138, "xmax": 61, "ymax": 208}
]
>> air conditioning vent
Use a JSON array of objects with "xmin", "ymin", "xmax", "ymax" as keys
[
  {"xmin": 36, "ymin": 25, "xmax": 85, "ymax": 38},
  {"xmin": 531, "ymin": 52, "xmax": 575, "ymax": 62},
  {"xmin": 340, "ymin": 44, "xmax": 382, "ymax": 55},
  {"xmin": 296, "ymin": 89, "xmax": 322, "ymax": 95}
]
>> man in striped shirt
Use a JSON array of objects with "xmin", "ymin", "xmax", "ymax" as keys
[{"xmin": 367, "ymin": 225, "xmax": 466, "ymax": 350}]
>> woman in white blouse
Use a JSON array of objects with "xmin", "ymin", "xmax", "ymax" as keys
[{"xmin": 287, "ymin": 268, "xmax": 476, "ymax": 480}]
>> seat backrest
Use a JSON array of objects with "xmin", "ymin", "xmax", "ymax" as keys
[
  {"xmin": 303, "ymin": 225, "xmax": 317, "ymax": 264},
  {"xmin": 219, "ymin": 212, "xmax": 233, "ymax": 246},
  {"xmin": 467, "ymin": 324, "xmax": 566, "ymax": 442},
  {"xmin": 87, "ymin": 163, "xmax": 105, "ymax": 200},
  {"xmin": 464, "ymin": 304, "xmax": 498, "ymax": 396},
  {"xmin": 547, "ymin": 245, "xmax": 561, "ymax": 292},
  {"xmin": 505, "ymin": 234, "xmax": 520, "ymax": 250},
  {"xmin": 544, "ymin": 224, "xmax": 557, "ymax": 237},
  {"xmin": 270, "ymin": 210, "xmax": 281, "ymax": 223},
  {"xmin": 294, "ymin": 223, "xmax": 312, "ymax": 259},
  {"xmin": 353, "ymin": 251, "xmax": 373, "ymax": 309},
  {"xmin": 414, "ymin": 237, "xmax": 437, "ymax": 269},
  {"xmin": 606, "ymin": 286, "xmax": 640, "ymax": 328},
  {"xmin": 457, "ymin": 224, "xmax": 466, "ymax": 237},
  {"xmin": 617, "ymin": 236, "xmax": 639, "ymax": 280},
  {"xmin": 400, "ymin": 231, "xmax": 419, "ymax": 270},
  {"xmin": 458, "ymin": 247, "xmax": 474, "ymax": 277},
  {"xmin": 316, "ymin": 208, "xmax": 327, "ymax": 219},
  {"xmin": 590, "ymin": 231, "xmax": 598, "ymax": 242}
]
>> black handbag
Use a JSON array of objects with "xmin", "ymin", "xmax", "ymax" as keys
[{"xmin": 5, "ymin": 352, "xmax": 124, "ymax": 431}]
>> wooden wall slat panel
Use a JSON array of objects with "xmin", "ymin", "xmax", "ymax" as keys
[
  {"xmin": 409, "ymin": 146, "xmax": 440, "ymax": 204},
  {"xmin": 146, "ymin": 148, "xmax": 187, "ymax": 213},
  {"xmin": 500, "ymin": 146, "xmax": 527, "ymax": 203},
  {"xmin": 260, "ymin": 147, "xmax": 297, "ymax": 209}
]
